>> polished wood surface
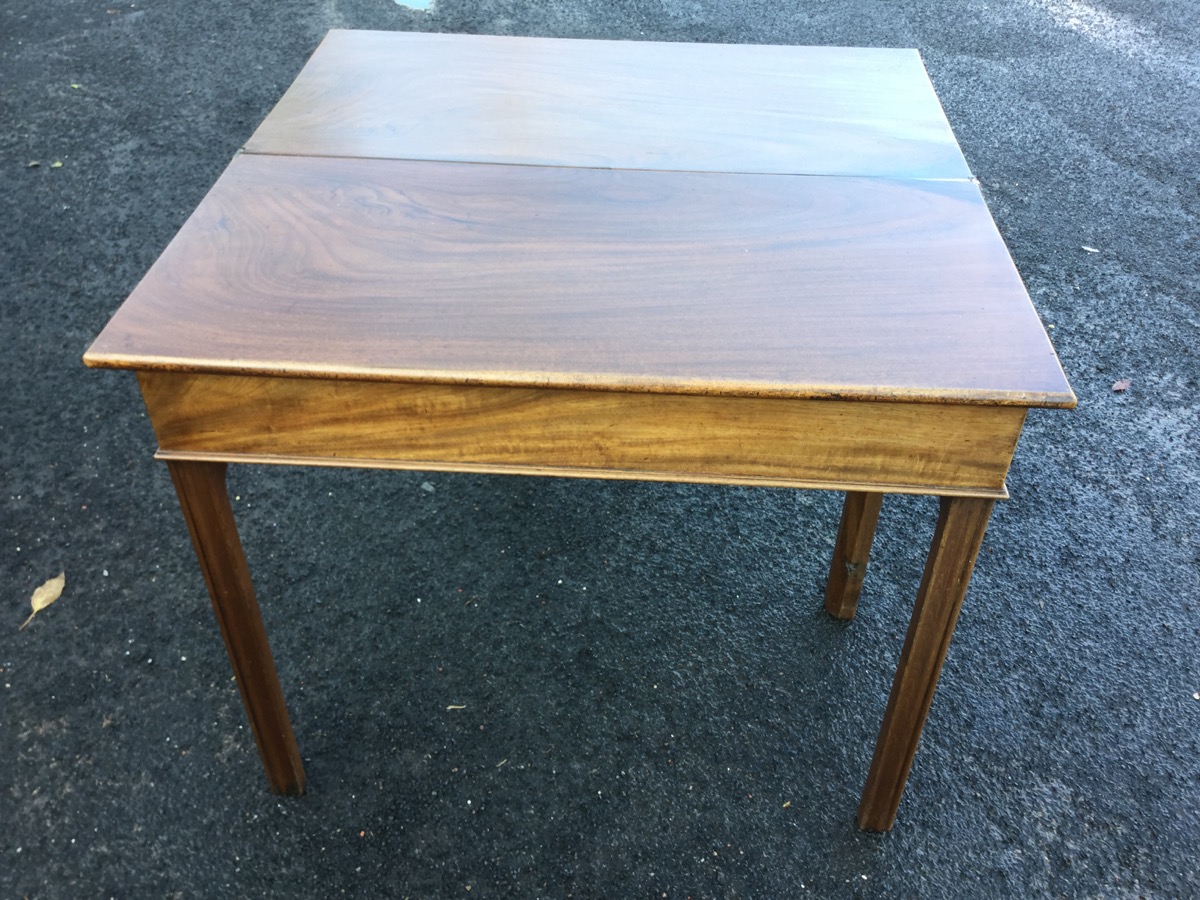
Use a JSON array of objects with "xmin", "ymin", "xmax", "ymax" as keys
[
  {"xmin": 167, "ymin": 460, "xmax": 306, "ymax": 795},
  {"xmin": 244, "ymin": 31, "xmax": 972, "ymax": 179},
  {"xmin": 85, "ymin": 155, "xmax": 1073, "ymax": 407},
  {"xmin": 857, "ymin": 495, "xmax": 994, "ymax": 830},
  {"xmin": 138, "ymin": 372, "xmax": 1027, "ymax": 497},
  {"xmin": 825, "ymin": 491, "xmax": 885, "ymax": 619}
]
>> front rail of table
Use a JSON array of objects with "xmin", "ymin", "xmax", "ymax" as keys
[{"xmin": 137, "ymin": 368, "xmax": 1023, "ymax": 831}]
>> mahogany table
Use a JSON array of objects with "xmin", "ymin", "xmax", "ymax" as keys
[{"xmin": 84, "ymin": 30, "xmax": 1074, "ymax": 831}]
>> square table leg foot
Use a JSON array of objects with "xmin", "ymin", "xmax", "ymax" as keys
[
  {"xmin": 824, "ymin": 491, "xmax": 884, "ymax": 620},
  {"xmin": 855, "ymin": 495, "xmax": 994, "ymax": 831},
  {"xmin": 167, "ymin": 459, "xmax": 307, "ymax": 795}
]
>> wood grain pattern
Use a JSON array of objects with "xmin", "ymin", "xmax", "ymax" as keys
[
  {"xmin": 244, "ymin": 30, "xmax": 972, "ymax": 179},
  {"xmin": 138, "ymin": 372, "xmax": 1027, "ymax": 496},
  {"xmin": 85, "ymin": 155, "xmax": 1074, "ymax": 408},
  {"xmin": 167, "ymin": 460, "xmax": 306, "ymax": 795},
  {"xmin": 825, "ymin": 491, "xmax": 885, "ymax": 619},
  {"xmin": 856, "ymin": 495, "xmax": 994, "ymax": 831}
]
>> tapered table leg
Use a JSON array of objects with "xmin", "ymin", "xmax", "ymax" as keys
[
  {"xmin": 167, "ymin": 460, "xmax": 307, "ymax": 795},
  {"xmin": 825, "ymin": 491, "xmax": 884, "ymax": 620},
  {"xmin": 856, "ymin": 495, "xmax": 993, "ymax": 831}
]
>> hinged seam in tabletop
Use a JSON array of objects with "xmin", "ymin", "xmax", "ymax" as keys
[{"xmin": 233, "ymin": 147, "xmax": 980, "ymax": 184}]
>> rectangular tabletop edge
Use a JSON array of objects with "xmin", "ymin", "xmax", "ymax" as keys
[
  {"xmin": 320, "ymin": 28, "xmax": 925, "ymax": 55},
  {"xmin": 83, "ymin": 351, "xmax": 1077, "ymax": 409}
]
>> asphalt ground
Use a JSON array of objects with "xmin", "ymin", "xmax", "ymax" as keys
[{"xmin": 2, "ymin": 0, "xmax": 1198, "ymax": 896}]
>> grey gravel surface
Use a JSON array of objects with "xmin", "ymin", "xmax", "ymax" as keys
[{"xmin": 3, "ymin": 1, "xmax": 1198, "ymax": 897}]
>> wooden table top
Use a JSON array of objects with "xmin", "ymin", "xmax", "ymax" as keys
[
  {"xmin": 85, "ymin": 31, "xmax": 1074, "ymax": 409},
  {"xmin": 242, "ymin": 31, "xmax": 973, "ymax": 180}
]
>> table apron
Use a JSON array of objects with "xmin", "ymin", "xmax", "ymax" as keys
[{"xmin": 138, "ymin": 372, "xmax": 1025, "ymax": 498}]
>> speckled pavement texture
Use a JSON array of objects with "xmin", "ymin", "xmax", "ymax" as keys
[{"xmin": 2, "ymin": 1, "xmax": 1198, "ymax": 897}]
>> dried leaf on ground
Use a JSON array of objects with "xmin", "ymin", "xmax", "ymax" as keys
[
  {"xmin": 20, "ymin": 572, "xmax": 65, "ymax": 630},
  {"xmin": 1112, "ymin": 379, "xmax": 1131, "ymax": 392}
]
